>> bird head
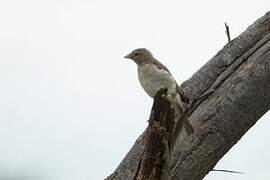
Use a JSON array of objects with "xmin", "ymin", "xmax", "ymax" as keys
[{"xmin": 124, "ymin": 48, "xmax": 153, "ymax": 65}]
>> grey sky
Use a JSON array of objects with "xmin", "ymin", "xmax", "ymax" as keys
[{"xmin": 0, "ymin": 0, "xmax": 269, "ymax": 180}]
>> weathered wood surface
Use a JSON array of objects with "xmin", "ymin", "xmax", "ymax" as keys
[{"xmin": 106, "ymin": 11, "xmax": 270, "ymax": 180}]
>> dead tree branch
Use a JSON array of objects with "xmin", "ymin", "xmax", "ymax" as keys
[
  {"xmin": 225, "ymin": 22, "xmax": 231, "ymax": 42},
  {"xmin": 134, "ymin": 89, "xmax": 175, "ymax": 180},
  {"xmin": 106, "ymin": 11, "xmax": 270, "ymax": 180}
]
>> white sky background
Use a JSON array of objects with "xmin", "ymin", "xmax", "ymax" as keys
[{"xmin": 0, "ymin": 0, "xmax": 269, "ymax": 180}]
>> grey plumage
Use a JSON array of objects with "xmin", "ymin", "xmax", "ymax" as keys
[{"xmin": 124, "ymin": 48, "xmax": 194, "ymax": 134}]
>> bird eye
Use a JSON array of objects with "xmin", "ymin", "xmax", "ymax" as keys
[{"xmin": 134, "ymin": 53, "xmax": 139, "ymax": 56}]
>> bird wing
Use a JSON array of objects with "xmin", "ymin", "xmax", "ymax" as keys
[
  {"xmin": 176, "ymin": 85, "xmax": 190, "ymax": 103},
  {"xmin": 152, "ymin": 60, "xmax": 190, "ymax": 103},
  {"xmin": 152, "ymin": 60, "xmax": 171, "ymax": 73}
]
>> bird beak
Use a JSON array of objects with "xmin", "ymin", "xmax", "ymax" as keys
[{"xmin": 124, "ymin": 53, "xmax": 132, "ymax": 59}]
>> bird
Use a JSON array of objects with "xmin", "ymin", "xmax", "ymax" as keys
[{"xmin": 124, "ymin": 48, "xmax": 194, "ymax": 135}]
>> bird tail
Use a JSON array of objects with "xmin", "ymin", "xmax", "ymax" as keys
[
  {"xmin": 176, "ymin": 86, "xmax": 190, "ymax": 104},
  {"xmin": 174, "ymin": 95, "xmax": 194, "ymax": 135},
  {"xmin": 184, "ymin": 119, "xmax": 194, "ymax": 135}
]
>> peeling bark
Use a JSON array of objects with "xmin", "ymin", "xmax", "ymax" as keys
[
  {"xmin": 106, "ymin": 11, "xmax": 270, "ymax": 180},
  {"xmin": 134, "ymin": 89, "xmax": 174, "ymax": 180}
]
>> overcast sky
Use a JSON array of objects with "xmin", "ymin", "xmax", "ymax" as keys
[{"xmin": 0, "ymin": 0, "xmax": 269, "ymax": 180}]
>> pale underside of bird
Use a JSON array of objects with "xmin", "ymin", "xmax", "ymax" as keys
[
  {"xmin": 124, "ymin": 48, "xmax": 194, "ymax": 135},
  {"xmin": 138, "ymin": 63, "xmax": 178, "ymax": 98}
]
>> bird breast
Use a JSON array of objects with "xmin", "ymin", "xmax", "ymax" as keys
[{"xmin": 137, "ymin": 64, "xmax": 177, "ymax": 98}]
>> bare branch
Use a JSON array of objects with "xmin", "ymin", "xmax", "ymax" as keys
[
  {"xmin": 106, "ymin": 11, "xmax": 270, "ymax": 180},
  {"xmin": 225, "ymin": 22, "xmax": 231, "ymax": 42}
]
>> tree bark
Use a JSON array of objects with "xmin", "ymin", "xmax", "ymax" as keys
[{"xmin": 106, "ymin": 11, "xmax": 270, "ymax": 180}]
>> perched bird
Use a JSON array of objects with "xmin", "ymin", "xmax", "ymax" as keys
[{"xmin": 124, "ymin": 48, "xmax": 194, "ymax": 134}]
